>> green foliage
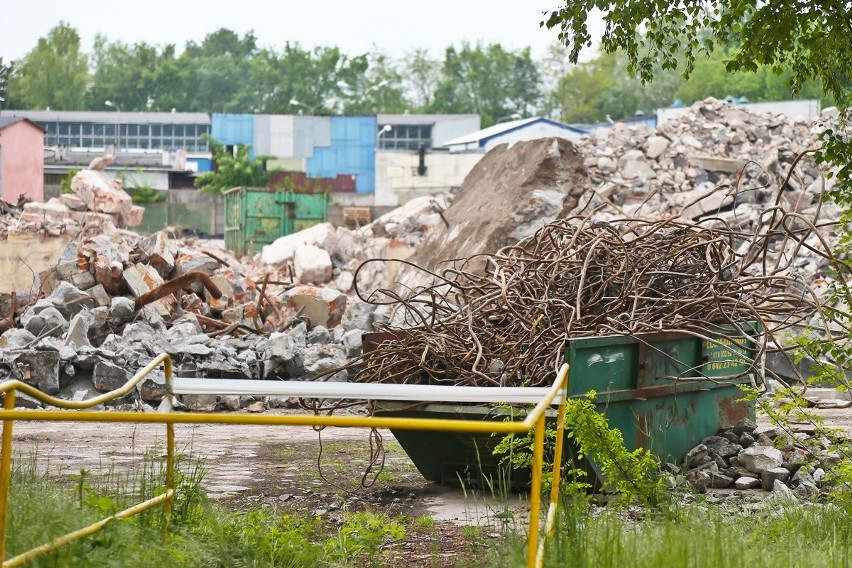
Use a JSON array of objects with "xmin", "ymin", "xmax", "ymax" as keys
[
  {"xmin": 325, "ymin": 509, "xmax": 405, "ymax": 565},
  {"xmin": 88, "ymin": 36, "xmax": 184, "ymax": 112},
  {"xmin": 118, "ymin": 167, "xmax": 165, "ymax": 203},
  {"xmin": 543, "ymin": 1, "xmax": 850, "ymax": 109},
  {"xmin": 194, "ymin": 135, "xmax": 277, "ymax": 195},
  {"xmin": 494, "ymin": 393, "xmax": 664, "ymax": 507},
  {"xmin": 6, "ymin": 21, "xmax": 89, "ymax": 110},
  {"xmin": 428, "ymin": 42, "xmax": 542, "ymax": 127},
  {"xmin": 60, "ymin": 168, "xmax": 80, "ymax": 195}
]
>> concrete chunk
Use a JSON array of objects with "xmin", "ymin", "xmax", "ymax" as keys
[{"xmin": 12, "ymin": 350, "xmax": 61, "ymax": 394}]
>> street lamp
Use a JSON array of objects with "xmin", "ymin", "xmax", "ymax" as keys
[
  {"xmin": 497, "ymin": 112, "xmax": 522, "ymax": 123},
  {"xmin": 376, "ymin": 124, "xmax": 392, "ymax": 149},
  {"xmin": 289, "ymin": 98, "xmax": 322, "ymax": 116},
  {"xmin": 104, "ymin": 100, "xmax": 120, "ymax": 150}
]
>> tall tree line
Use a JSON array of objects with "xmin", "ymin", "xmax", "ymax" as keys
[{"xmin": 2, "ymin": 22, "xmax": 824, "ymax": 127}]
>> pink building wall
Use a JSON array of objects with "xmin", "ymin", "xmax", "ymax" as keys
[{"xmin": 0, "ymin": 120, "xmax": 44, "ymax": 204}]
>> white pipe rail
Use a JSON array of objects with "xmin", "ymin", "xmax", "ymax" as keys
[{"xmin": 168, "ymin": 377, "xmax": 565, "ymax": 405}]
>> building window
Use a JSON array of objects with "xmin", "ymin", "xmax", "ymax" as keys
[
  {"xmin": 33, "ymin": 119, "xmax": 211, "ymax": 152},
  {"xmin": 378, "ymin": 124, "xmax": 432, "ymax": 151}
]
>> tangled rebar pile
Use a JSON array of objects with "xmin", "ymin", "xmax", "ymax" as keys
[{"xmin": 350, "ymin": 195, "xmax": 852, "ymax": 389}]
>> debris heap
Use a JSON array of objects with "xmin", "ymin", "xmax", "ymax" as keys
[{"xmin": 353, "ymin": 204, "xmax": 850, "ymax": 388}]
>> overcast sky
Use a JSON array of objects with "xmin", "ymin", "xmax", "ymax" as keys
[{"xmin": 1, "ymin": 0, "xmax": 578, "ymax": 63}]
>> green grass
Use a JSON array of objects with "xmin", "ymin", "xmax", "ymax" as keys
[
  {"xmin": 3, "ymin": 450, "xmax": 413, "ymax": 568},
  {"xmin": 538, "ymin": 496, "xmax": 852, "ymax": 568}
]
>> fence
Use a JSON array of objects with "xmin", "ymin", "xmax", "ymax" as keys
[{"xmin": 0, "ymin": 355, "xmax": 569, "ymax": 568}]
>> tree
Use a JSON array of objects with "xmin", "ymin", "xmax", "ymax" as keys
[
  {"xmin": 0, "ymin": 58, "xmax": 11, "ymax": 110},
  {"xmin": 543, "ymin": 1, "xmax": 852, "ymax": 185},
  {"xmin": 181, "ymin": 29, "xmax": 258, "ymax": 113},
  {"xmin": 551, "ymin": 51, "xmax": 680, "ymax": 123},
  {"xmin": 88, "ymin": 36, "xmax": 179, "ymax": 112},
  {"xmin": 244, "ymin": 43, "xmax": 372, "ymax": 115},
  {"xmin": 5, "ymin": 21, "xmax": 88, "ymax": 110},
  {"xmin": 402, "ymin": 48, "xmax": 441, "ymax": 111},
  {"xmin": 429, "ymin": 42, "xmax": 542, "ymax": 127},
  {"xmin": 194, "ymin": 136, "xmax": 276, "ymax": 195},
  {"xmin": 675, "ymin": 48, "xmax": 825, "ymax": 106},
  {"xmin": 340, "ymin": 49, "xmax": 408, "ymax": 115}
]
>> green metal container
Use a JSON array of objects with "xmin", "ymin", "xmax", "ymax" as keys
[
  {"xmin": 223, "ymin": 187, "xmax": 328, "ymax": 257},
  {"xmin": 373, "ymin": 325, "xmax": 762, "ymax": 486}
]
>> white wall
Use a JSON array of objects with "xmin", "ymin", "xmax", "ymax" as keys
[
  {"xmin": 481, "ymin": 124, "xmax": 585, "ymax": 152},
  {"xmin": 433, "ymin": 116, "xmax": 481, "ymax": 147},
  {"xmin": 375, "ymin": 151, "xmax": 482, "ymax": 207}
]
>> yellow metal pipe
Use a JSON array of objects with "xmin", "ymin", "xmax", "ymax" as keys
[
  {"xmin": 0, "ymin": 354, "xmax": 172, "ymax": 410},
  {"xmin": 164, "ymin": 423, "xmax": 175, "ymax": 539},
  {"xmin": 536, "ymin": 366, "xmax": 570, "ymax": 568},
  {"xmin": 0, "ymin": 390, "xmax": 15, "ymax": 562},
  {"xmin": 3, "ymin": 489, "xmax": 174, "ymax": 568},
  {"xmin": 0, "ymin": 409, "xmax": 539, "ymax": 433},
  {"xmin": 0, "ymin": 356, "xmax": 568, "ymax": 567},
  {"xmin": 526, "ymin": 412, "xmax": 546, "ymax": 568}
]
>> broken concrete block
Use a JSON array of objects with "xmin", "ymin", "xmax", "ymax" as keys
[
  {"xmin": 64, "ymin": 312, "xmax": 92, "ymax": 349},
  {"xmin": 263, "ymin": 324, "xmax": 307, "ymax": 379},
  {"xmin": 0, "ymin": 329, "xmax": 36, "ymax": 351},
  {"xmin": 303, "ymin": 344, "xmax": 347, "ymax": 378},
  {"xmin": 47, "ymin": 282, "xmax": 94, "ymax": 319},
  {"xmin": 12, "ymin": 350, "xmax": 61, "ymax": 394},
  {"xmin": 644, "ymin": 135, "xmax": 671, "ymax": 159},
  {"xmin": 284, "ymin": 286, "xmax": 347, "ymax": 329},
  {"xmin": 261, "ymin": 222, "xmax": 338, "ymax": 265},
  {"xmin": 22, "ymin": 306, "xmax": 67, "ymax": 338},
  {"xmin": 92, "ymin": 361, "xmax": 129, "ymax": 392},
  {"xmin": 69, "ymin": 270, "xmax": 97, "ymax": 290},
  {"xmin": 71, "ymin": 169, "xmax": 133, "ymax": 217},
  {"xmin": 39, "ymin": 261, "xmax": 90, "ymax": 296},
  {"xmin": 122, "ymin": 263, "xmax": 174, "ymax": 317},
  {"xmin": 19, "ymin": 200, "xmax": 71, "ymax": 224},
  {"xmin": 204, "ymin": 276, "xmax": 234, "ymax": 309},
  {"xmin": 173, "ymin": 252, "xmax": 220, "ymax": 277},
  {"xmin": 58, "ymin": 193, "xmax": 88, "ymax": 211},
  {"xmin": 341, "ymin": 329, "xmax": 363, "ymax": 357},
  {"xmin": 109, "ymin": 297, "xmax": 136, "ymax": 322},
  {"xmin": 137, "ymin": 371, "xmax": 166, "ymax": 402},
  {"xmin": 86, "ymin": 284, "xmax": 112, "ymax": 307},
  {"xmin": 60, "ymin": 376, "xmax": 103, "ymax": 407},
  {"xmin": 738, "ymin": 445, "xmax": 784, "ymax": 475},
  {"xmin": 341, "ymin": 298, "xmax": 375, "ymax": 332},
  {"xmin": 121, "ymin": 205, "xmax": 145, "ymax": 228},
  {"xmin": 181, "ymin": 394, "xmax": 218, "ymax": 412},
  {"xmin": 135, "ymin": 232, "xmax": 175, "ymax": 278}
]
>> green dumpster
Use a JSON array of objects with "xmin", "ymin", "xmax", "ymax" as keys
[
  {"xmin": 372, "ymin": 325, "xmax": 762, "ymax": 486},
  {"xmin": 223, "ymin": 187, "xmax": 328, "ymax": 257}
]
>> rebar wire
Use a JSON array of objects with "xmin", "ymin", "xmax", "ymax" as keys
[{"xmin": 337, "ymin": 172, "xmax": 852, "ymax": 391}]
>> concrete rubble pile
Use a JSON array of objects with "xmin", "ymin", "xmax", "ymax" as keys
[
  {"xmin": 582, "ymin": 97, "xmax": 836, "ymax": 230},
  {"xmin": 0, "ymin": 227, "xmax": 389, "ymax": 413},
  {"xmin": 9, "ymin": 169, "xmax": 146, "ymax": 237},
  {"xmin": 257, "ymin": 194, "xmax": 452, "ymax": 299},
  {"xmin": 673, "ymin": 418, "xmax": 845, "ymax": 500}
]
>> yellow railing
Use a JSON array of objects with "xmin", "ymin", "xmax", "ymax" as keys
[{"xmin": 0, "ymin": 354, "xmax": 569, "ymax": 568}]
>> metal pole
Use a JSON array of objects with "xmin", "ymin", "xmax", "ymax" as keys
[
  {"xmin": 0, "ymin": 390, "xmax": 16, "ymax": 561},
  {"xmin": 163, "ymin": 356, "xmax": 174, "ymax": 538},
  {"xmin": 526, "ymin": 412, "xmax": 545, "ymax": 568}
]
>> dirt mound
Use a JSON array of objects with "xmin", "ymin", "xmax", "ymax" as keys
[{"xmin": 398, "ymin": 137, "xmax": 587, "ymax": 283}]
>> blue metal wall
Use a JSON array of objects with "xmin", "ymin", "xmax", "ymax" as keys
[
  {"xmin": 307, "ymin": 116, "xmax": 376, "ymax": 193},
  {"xmin": 211, "ymin": 114, "xmax": 254, "ymax": 149},
  {"xmin": 188, "ymin": 157, "xmax": 213, "ymax": 173}
]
